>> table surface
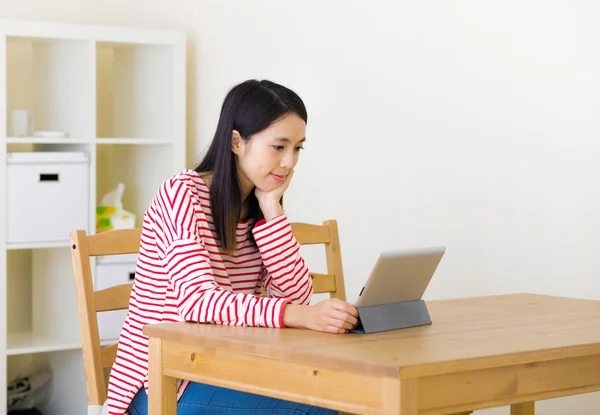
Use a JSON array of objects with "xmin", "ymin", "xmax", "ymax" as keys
[{"xmin": 143, "ymin": 293, "xmax": 600, "ymax": 378}]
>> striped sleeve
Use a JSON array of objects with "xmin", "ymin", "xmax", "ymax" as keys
[
  {"xmin": 252, "ymin": 214, "xmax": 313, "ymax": 305},
  {"xmin": 156, "ymin": 178, "xmax": 290, "ymax": 328}
]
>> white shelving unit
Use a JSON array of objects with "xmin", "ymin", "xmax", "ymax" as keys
[{"xmin": 0, "ymin": 19, "xmax": 186, "ymax": 414}]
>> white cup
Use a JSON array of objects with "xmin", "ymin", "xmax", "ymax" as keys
[{"xmin": 9, "ymin": 109, "xmax": 34, "ymax": 137}]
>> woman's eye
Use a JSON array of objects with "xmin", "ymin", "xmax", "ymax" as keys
[{"xmin": 272, "ymin": 145, "xmax": 304, "ymax": 152}]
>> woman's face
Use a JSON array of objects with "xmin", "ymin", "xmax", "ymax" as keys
[{"xmin": 232, "ymin": 113, "xmax": 306, "ymax": 194}]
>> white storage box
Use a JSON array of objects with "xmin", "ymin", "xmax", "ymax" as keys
[
  {"xmin": 7, "ymin": 152, "xmax": 90, "ymax": 245},
  {"xmin": 95, "ymin": 254, "xmax": 138, "ymax": 341}
]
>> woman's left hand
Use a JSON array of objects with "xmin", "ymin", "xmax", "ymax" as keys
[{"xmin": 255, "ymin": 169, "xmax": 294, "ymax": 222}]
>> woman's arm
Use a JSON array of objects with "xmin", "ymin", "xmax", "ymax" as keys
[
  {"xmin": 156, "ymin": 178, "xmax": 290, "ymax": 327},
  {"xmin": 252, "ymin": 214, "xmax": 313, "ymax": 305}
]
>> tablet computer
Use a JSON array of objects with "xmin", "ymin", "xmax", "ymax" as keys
[{"xmin": 354, "ymin": 247, "xmax": 445, "ymax": 307}]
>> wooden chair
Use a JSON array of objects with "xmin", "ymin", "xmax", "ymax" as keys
[
  {"xmin": 70, "ymin": 220, "xmax": 346, "ymax": 413},
  {"xmin": 70, "ymin": 228, "xmax": 142, "ymax": 415},
  {"xmin": 288, "ymin": 219, "xmax": 348, "ymax": 300}
]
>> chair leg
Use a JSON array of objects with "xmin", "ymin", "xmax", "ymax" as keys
[{"xmin": 511, "ymin": 402, "xmax": 535, "ymax": 415}]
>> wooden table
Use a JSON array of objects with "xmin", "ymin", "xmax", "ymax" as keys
[{"xmin": 143, "ymin": 294, "xmax": 600, "ymax": 414}]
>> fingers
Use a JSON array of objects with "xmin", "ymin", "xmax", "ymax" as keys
[
  {"xmin": 329, "ymin": 298, "xmax": 359, "ymax": 318},
  {"xmin": 322, "ymin": 318, "xmax": 353, "ymax": 331},
  {"xmin": 281, "ymin": 169, "xmax": 294, "ymax": 190},
  {"xmin": 324, "ymin": 326, "xmax": 347, "ymax": 334},
  {"xmin": 320, "ymin": 299, "xmax": 359, "ymax": 331},
  {"xmin": 308, "ymin": 298, "xmax": 361, "ymax": 334},
  {"xmin": 317, "ymin": 321, "xmax": 354, "ymax": 334},
  {"xmin": 329, "ymin": 309, "xmax": 358, "ymax": 328}
]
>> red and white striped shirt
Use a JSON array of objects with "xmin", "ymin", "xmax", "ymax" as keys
[{"xmin": 106, "ymin": 169, "xmax": 313, "ymax": 414}]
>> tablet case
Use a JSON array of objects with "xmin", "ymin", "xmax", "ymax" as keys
[{"xmin": 350, "ymin": 299, "xmax": 432, "ymax": 334}]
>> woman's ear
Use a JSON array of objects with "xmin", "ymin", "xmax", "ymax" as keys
[{"xmin": 231, "ymin": 130, "xmax": 243, "ymax": 155}]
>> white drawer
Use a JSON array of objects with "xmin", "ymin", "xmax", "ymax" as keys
[
  {"xmin": 95, "ymin": 258, "xmax": 137, "ymax": 341},
  {"xmin": 7, "ymin": 152, "xmax": 89, "ymax": 244}
]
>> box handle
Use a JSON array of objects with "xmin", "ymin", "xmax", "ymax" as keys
[
  {"xmin": 129, "ymin": 272, "xmax": 135, "ymax": 281},
  {"xmin": 39, "ymin": 173, "xmax": 59, "ymax": 182}
]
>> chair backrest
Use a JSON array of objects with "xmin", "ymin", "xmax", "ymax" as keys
[
  {"xmin": 70, "ymin": 220, "xmax": 346, "ymax": 405},
  {"xmin": 70, "ymin": 228, "xmax": 142, "ymax": 406},
  {"xmin": 290, "ymin": 220, "xmax": 347, "ymax": 301}
]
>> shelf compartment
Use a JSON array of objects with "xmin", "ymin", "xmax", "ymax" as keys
[
  {"xmin": 97, "ymin": 144, "xmax": 175, "ymax": 229},
  {"xmin": 7, "ymin": 248, "xmax": 82, "ymax": 355},
  {"xmin": 96, "ymin": 41, "xmax": 173, "ymax": 139},
  {"xmin": 6, "ymin": 36, "xmax": 94, "ymax": 139},
  {"xmin": 7, "ymin": 247, "xmax": 121, "ymax": 355}
]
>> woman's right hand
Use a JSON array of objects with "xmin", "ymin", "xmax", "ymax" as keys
[{"xmin": 283, "ymin": 299, "xmax": 359, "ymax": 334}]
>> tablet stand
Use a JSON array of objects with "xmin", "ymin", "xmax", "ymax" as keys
[{"xmin": 350, "ymin": 299, "xmax": 432, "ymax": 334}]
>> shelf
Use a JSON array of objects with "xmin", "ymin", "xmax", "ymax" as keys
[
  {"xmin": 96, "ymin": 137, "xmax": 172, "ymax": 145},
  {"xmin": 5, "ymin": 137, "xmax": 171, "ymax": 145},
  {"xmin": 6, "ymin": 137, "xmax": 93, "ymax": 144},
  {"xmin": 7, "ymin": 331, "xmax": 116, "ymax": 355},
  {"xmin": 1, "ymin": 20, "xmax": 186, "ymax": 415},
  {"xmin": 7, "ymin": 331, "xmax": 81, "ymax": 355},
  {"xmin": 7, "ymin": 241, "xmax": 70, "ymax": 250}
]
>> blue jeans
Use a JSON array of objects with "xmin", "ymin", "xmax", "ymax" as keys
[{"xmin": 128, "ymin": 382, "xmax": 338, "ymax": 415}]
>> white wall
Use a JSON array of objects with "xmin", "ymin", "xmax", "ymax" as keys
[{"xmin": 2, "ymin": 1, "xmax": 600, "ymax": 414}]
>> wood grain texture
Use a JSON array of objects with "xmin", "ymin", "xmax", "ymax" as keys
[
  {"xmin": 511, "ymin": 402, "xmax": 535, "ymax": 415},
  {"xmin": 94, "ymin": 283, "xmax": 132, "ymax": 312},
  {"xmin": 86, "ymin": 228, "xmax": 142, "ymax": 256},
  {"xmin": 144, "ymin": 294, "xmax": 600, "ymax": 378},
  {"xmin": 70, "ymin": 230, "xmax": 107, "ymax": 405},
  {"xmin": 379, "ymin": 377, "xmax": 400, "ymax": 414},
  {"xmin": 400, "ymin": 378, "xmax": 418, "ymax": 415},
  {"xmin": 417, "ymin": 353, "xmax": 600, "ymax": 413},
  {"xmin": 324, "ymin": 219, "xmax": 347, "ymax": 301},
  {"xmin": 148, "ymin": 338, "xmax": 176, "ymax": 415},
  {"xmin": 100, "ymin": 343, "xmax": 118, "ymax": 368},
  {"xmin": 162, "ymin": 340, "xmax": 385, "ymax": 415},
  {"xmin": 311, "ymin": 273, "xmax": 337, "ymax": 294},
  {"xmin": 144, "ymin": 293, "xmax": 600, "ymax": 414},
  {"xmin": 290, "ymin": 222, "xmax": 331, "ymax": 245}
]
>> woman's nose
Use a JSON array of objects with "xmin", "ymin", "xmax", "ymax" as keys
[{"xmin": 281, "ymin": 152, "xmax": 294, "ymax": 168}]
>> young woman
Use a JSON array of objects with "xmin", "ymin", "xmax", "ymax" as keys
[{"xmin": 105, "ymin": 79, "xmax": 359, "ymax": 415}]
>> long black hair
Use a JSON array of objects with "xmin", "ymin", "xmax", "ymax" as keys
[{"xmin": 194, "ymin": 79, "xmax": 308, "ymax": 252}]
